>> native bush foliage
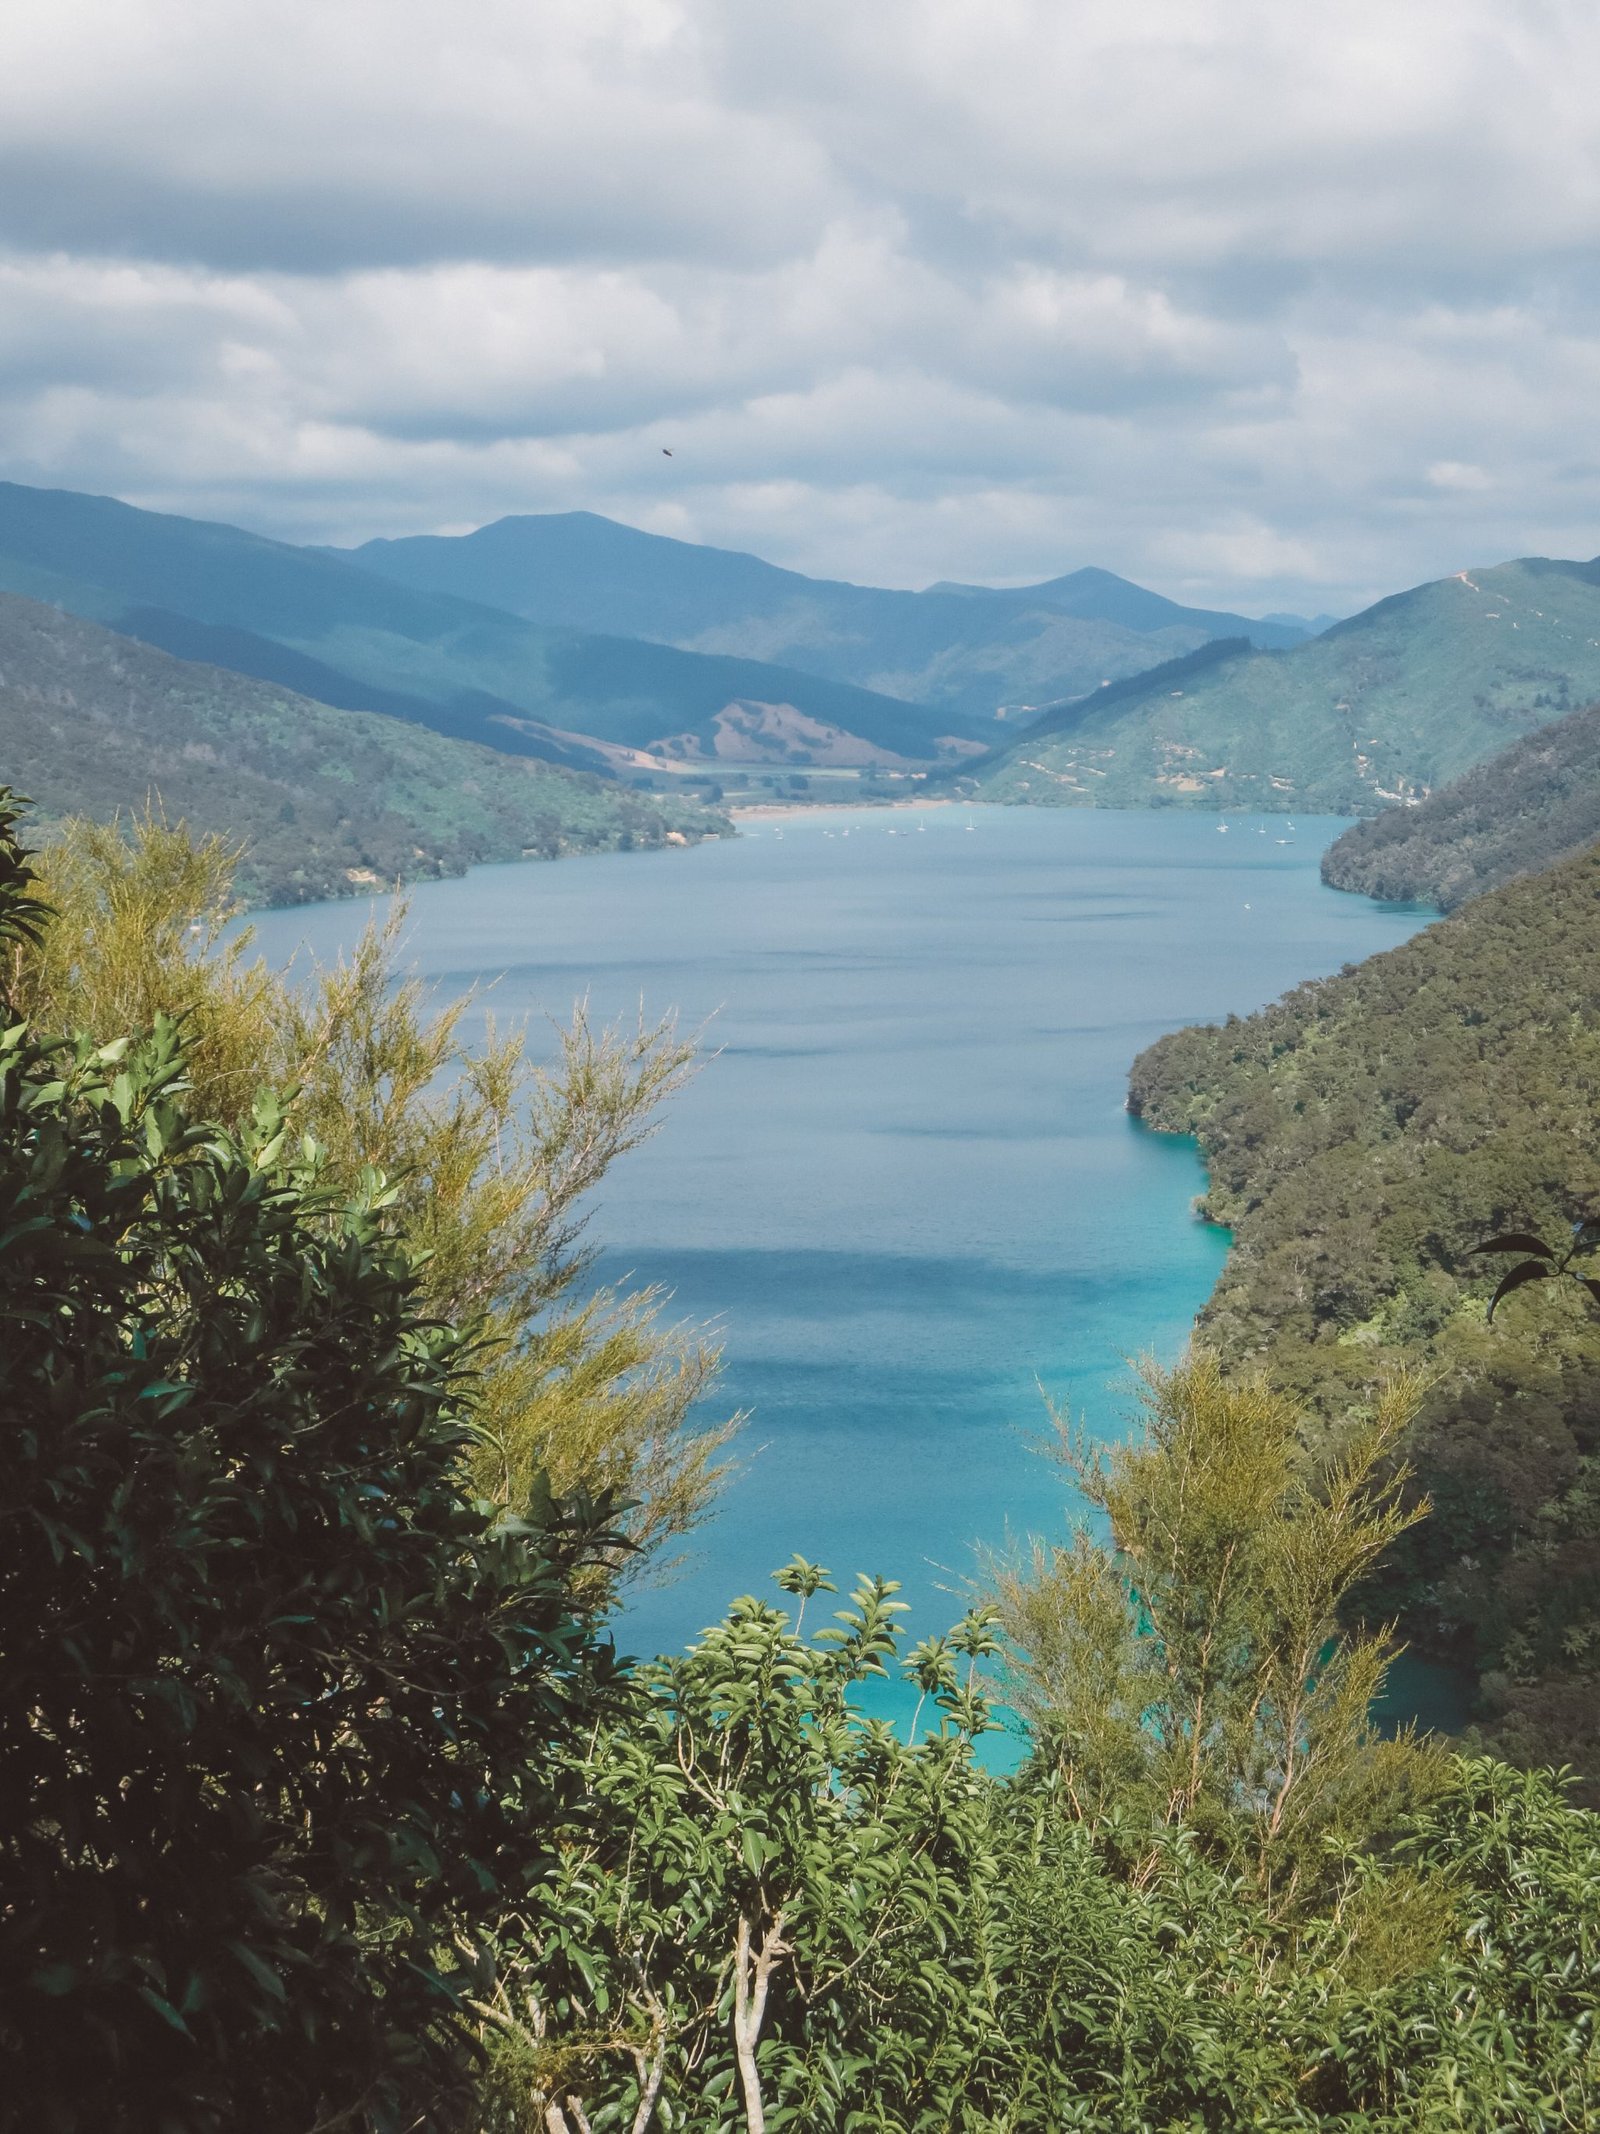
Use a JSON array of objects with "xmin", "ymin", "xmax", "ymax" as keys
[
  {"xmin": 989, "ymin": 1358, "xmax": 1441, "ymax": 1899},
  {"xmin": 464, "ymin": 1365, "xmax": 1600, "ymax": 2133},
  {"xmin": 475, "ymin": 1566, "xmax": 1006, "ymax": 2133},
  {"xmin": 1128, "ymin": 841, "xmax": 1600, "ymax": 1785},
  {"xmin": 0, "ymin": 791, "xmax": 628, "ymax": 2130},
  {"xmin": 464, "ymin": 1570, "xmax": 1600, "ymax": 2134},
  {"xmin": 13, "ymin": 809, "xmax": 738, "ymax": 1568}
]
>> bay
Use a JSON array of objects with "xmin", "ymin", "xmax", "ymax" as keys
[{"xmin": 248, "ymin": 805, "xmax": 1428, "ymax": 1709}]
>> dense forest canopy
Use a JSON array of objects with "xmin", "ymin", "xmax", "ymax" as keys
[
  {"xmin": 1129, "ymin": 837, "xmax": 1600, "ymax": 1788},
  {"xmin": 1322, "ymin": 692, "xmax": 1600, "ymax": 909}
]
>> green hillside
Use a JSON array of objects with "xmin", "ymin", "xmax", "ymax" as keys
[
  {"xmin": 0, "ymin": 593, "xmax": 727, "ymax": 905},
  {"xmin": 0, "ymin": 481, "xmax": 960, "ymax": 765},
  {"xmin": 343, "ymin": 510, "xmax": 1310, "ymax": 718},
  {"xmin": 1127, "ymin": 843, "xmax": 1600, "ymax": 1787},
  {"xmin": 972, "ymin": 556, "xmax": 1600, "ymax": 811},
  {"xmin": 1322, "ymin": 693, "xmax": 1600, "ymax": 908}
]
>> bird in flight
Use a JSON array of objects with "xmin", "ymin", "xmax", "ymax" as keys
[{"xmin": 662, "ymin": 447, "xmax": 673, "ymax": 457}]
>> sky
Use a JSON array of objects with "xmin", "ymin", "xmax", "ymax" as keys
[{"xmin": 3, "ymin": 0, "xmax": 1600, "ymax": 613}]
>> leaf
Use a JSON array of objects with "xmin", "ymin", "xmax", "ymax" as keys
[
  {"xmin": 1486, "ymin": 1259, "xmax": 1555, "ymax": 1321},
  {"xmin": 1472, "ymin": 1232, "xmax": 1557, "ymax": 1260},
  {"xmin": 136, "ymin": 1985, "xmax": 193, "ymax": 2037},
  {"xmin": 228, "ymin": 1940, "xmax": 287, "ymax": 2002}
]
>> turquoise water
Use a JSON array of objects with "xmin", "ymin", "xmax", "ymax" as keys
[{"xmin": 248, "ymin": 806, "xmax": 1427, "ymax": 1710}]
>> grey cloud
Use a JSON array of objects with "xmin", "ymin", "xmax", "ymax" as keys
[
  {"xmin": 0, "ymin": 142, "xmax": 835, "ymax": 278},
  {"xmin": 0, "ymin": 4, "xmax": 840, "ymax": 274},
  {"xmin": 2, "ymin": 0, "xmax": 1600, "ymax": 616}
]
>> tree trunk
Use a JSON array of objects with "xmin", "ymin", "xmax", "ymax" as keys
[
  {"xmin": 629, "ymin": 2031, "xmax": 668, "ymax": 2134},
  {"xmin": 731, "ymin": 1907, "xmax": 788, "ymax": 2134}
]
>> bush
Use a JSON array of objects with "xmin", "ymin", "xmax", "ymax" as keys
[{"xmin": 0, "ymin": 796, "xmax": 623, "ymax": 2130}]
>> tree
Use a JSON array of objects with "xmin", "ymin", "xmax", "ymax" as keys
[
  {"xmin": 468, "ymin": 1563, "xmax": 1600, "ymax": 2132},
  {"xmin": 11, "ymin": 809, "xmax": 738, "ymax": 1571},
  {"xmin": 474, "ymin": 1565, "xmax": 1005, "ymax": 2133},
  {"xmin": 990, "ymin": 1355, "xmax": 1442, "ymax": 1901},
  {"xmin": 0, "ymin": 794, "xmax": 624, "ymax": 2130}
]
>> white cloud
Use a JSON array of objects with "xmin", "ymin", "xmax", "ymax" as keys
[
  {"xmin": 2, "ymin": 0, "xmax": 1600, "ymax": 610},
  {"xmin": 1427, "ymin": 461, "xmax": 1494, "ymax": 493}
]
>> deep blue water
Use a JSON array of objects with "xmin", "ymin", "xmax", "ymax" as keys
[{"xmin": 248, "ymin": 806, "xmax": 1428, "ymax": 1721}]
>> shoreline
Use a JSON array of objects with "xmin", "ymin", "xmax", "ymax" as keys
[{"xmin": 729, "ymin": 795, "xmax": 961, "ymax": 821}]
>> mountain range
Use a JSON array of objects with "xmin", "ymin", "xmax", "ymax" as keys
[
  {"xmin": 16, "ymin": 474, "xmax": 1600, "ymax": 862},
  {"xmin": 0, "ymin": 483, "xmax": 973, "ymax": 775},
  {"xmin": 0, "ymin": 482, "xmax": 1318, "ymax": 782},
  {"xmin": 338, "ymin": 510, "xmax": 1315, "ymax": 720},
  {"xmin": 971, "ymin": 557, "xmax": 1600, "ymax": 814}
]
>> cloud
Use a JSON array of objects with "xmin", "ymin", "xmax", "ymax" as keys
[{"xmin": 1, "ymin": 0, "xmax": 1599, "ymax": 610}]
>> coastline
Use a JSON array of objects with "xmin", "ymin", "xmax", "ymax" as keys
[{"xmin": 729, "ymin": 795, "xmax": 960, "ymax": 821}]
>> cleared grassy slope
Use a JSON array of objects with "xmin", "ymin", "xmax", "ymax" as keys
[
  {"xmin": 0, "ymin": 594, "xmax": 727, "ymax": 906},
  {"xmin": 973, "ymin": 558, "xmax": 1600, "ymax": 812}
]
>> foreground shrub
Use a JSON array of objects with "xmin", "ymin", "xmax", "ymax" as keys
[{"xmin": 0, "ymin": 794, "xmax": 622, "ymax": 2131}]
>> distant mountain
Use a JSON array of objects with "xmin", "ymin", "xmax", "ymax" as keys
[
  {"xmin": 1322, "ymin": 693, "xmax": 1600, "ymax": 909},
  {"xmin": 0, "ymin": 482, "xmax": 964, "ymax": 769},
  {"xmin": 921, "ymin": 563, "xmax": 1310, "ymax": 642},
  {"xmin": 971, "ymin": 557, "xmax": 1600, "ymax": 813},
  {"xmin": 339, "ymin": 511, "xmax": 1309, "ymax": 718},
  {"xmin": 0, "ymin": 593, "xmax": 725, "ymax": 906}
]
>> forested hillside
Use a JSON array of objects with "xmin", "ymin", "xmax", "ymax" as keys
[
  {"xmin": 1128, "ymin": 844, "xmax": 1600, "ymax": 1785},
  {"xmin": 0, "ymin": 593, "xmax": 725, "ymax": 905},
  {"xmin": 1323, "ymin": 693, "xmax": 1600, "ymax": 908},
  {"xmin": 973, "ymin": 554, "xmax": 1600, "ymax": 812}
]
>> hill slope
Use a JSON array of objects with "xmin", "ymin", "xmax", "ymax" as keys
[
  {"xmin": 1322, "ymin": 694, "xmax": 1600, "ymax": 908},
  {"xmin": 0, "ymin": 482, "xmax": 960, "ymax": 767},
  {"xmin": 972, "ymin": 558, "xmax": 1600, "ymax": 812},
  {"xmin": 341, "ymin": 510, "xmax": 1309, "ymax": 718},
  {"xmin": 1127, "ymin": 842, "xmax": 1600, "ymax": 1785},
  {"xmin": 0, "ymin": 594, "xmax": 725, "ymax": 905}
]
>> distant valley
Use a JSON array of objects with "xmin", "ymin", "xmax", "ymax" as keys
[{"xmin": 14, "ymin": 472, "xmax": 1600, "ymax": 898}]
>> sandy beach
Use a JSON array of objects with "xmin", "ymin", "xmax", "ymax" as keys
[{"xmin": 728, "ymin": 794, "xmax": 960, "ymax": 822}]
